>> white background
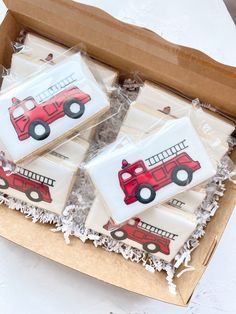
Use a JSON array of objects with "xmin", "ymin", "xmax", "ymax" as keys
[{"xmin": 0, "ymin": 1, "xmax": 236, "ymax": 313}]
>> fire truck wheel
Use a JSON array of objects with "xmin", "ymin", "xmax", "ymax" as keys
[
  {"xmin": 0, "ymin": 176, "xmax": 9, "ymax": 189},
  {"xmin": 25, "ymin": 189, "xmax": 43, "ymax": 202},
  {"xmin": 172, "ymin": 166, "xmax": 193, "ymax": 186},
  {"xmin": 110, "ymin": 229, "xmax": 128, "ymax": 241},
  {"xmin": 28, "ymin": 120, "xmax": 51, "ymax": 141},
  {"xmin": 64, "ymin": 99, "xmax": 85, "ymax": 119},
  {"xmin": 143, "ymin": 242, "xmax": 160, "ymax": 254},
  {"xmin": 135, "ymin": 184, "xmax": 156, "ymax": 204}
]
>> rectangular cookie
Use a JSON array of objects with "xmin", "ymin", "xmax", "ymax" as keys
[
  {"xmin": 0, "ymin": 53, "xmax": 109, "ymax": 162},
  {"xmin": 120, "ymin": 101, "xmax": 229, "ymax": 162},
  {"xmin": 0, "ymin": 137, "xmax": 88, "ymax": 214},
  {"xmin": 85, "ymin": 196, "xmax": 198, "ymax": 263},
  {"xmin": 0, "ymin": 155, "xmax": 75, "ymax": 215},
  {"xmin": 86, "ymin": 117, "xmax": 216, "ymax": 223},
  {"xmin": 136, "ymin": 81, "xmax": 235, "ymax": 143},
  {"xmin": 24, "ymin": 32, "xmax": 118, "ymax": 93},
  {"xmin": 48, "ymin": 137, "xmax": 89, "ymax": 170},
  {"xmin": 165, "ymin": 189, "xmax": 206, "ymax": 213},
  {"xmin": 2, "ymin": 34, "xmax": 119, "ymax": 142}
]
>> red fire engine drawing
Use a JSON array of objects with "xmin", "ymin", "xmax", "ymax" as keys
[
  {"xmin": 8, "ymin": 74, "xmax": 91, "ymax": 141},
  {"xmin": 118, "ymin": 140, "xmax": 201, "ymax": 205},
  {"xmin": 103, "ymin": 217, "xmax": 178, "ymax": 254},
  {"xmin": 0, "ymin": 165, "xmax": 55, "ymax": 203}
]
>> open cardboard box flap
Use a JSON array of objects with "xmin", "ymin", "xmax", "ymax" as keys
[
  {"xmin": 3, "ymin": 0, "xmax": 236, "ymax": 116},
  {"xmin": 0, "ymin": 0, "xmax": 236, "ymax": 306}
]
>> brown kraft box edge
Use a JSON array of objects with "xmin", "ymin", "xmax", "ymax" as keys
[
  {"xmin": 3, "ymin": 0, "xmax": 236, "ymax": 116},
  {"xmin": 0, "ymin": 0, "xmax": 236, "ymax": 305}
]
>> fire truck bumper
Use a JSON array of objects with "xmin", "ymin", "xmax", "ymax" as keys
[
  {"xmin": 160, "ymin": 247, "xmax": 170, "ymax": 255},
  {"xmin": 192, "ymin": 161, "xmax": 201, "ymax": 172},
  {"xmin": 44, "ymin": 195, "xmax": 53, "ymax": 203},
  {"xmin": 124, "ymin": 196, "xmax": 137, "ymax": 205},
  {"xmin": 17, "ymin": 132, "xmax": 29, "ymax": 141},
  {"xmin": 81, "ymin": 95, "xmax": 91, "ymax": 104}
]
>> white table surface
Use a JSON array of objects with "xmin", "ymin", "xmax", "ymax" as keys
[{"xmin": 0, "ymin": 1, "xmax": 236, "ymax": 313}]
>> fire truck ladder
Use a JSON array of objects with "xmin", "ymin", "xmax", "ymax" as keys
[
  {"xmin": 167, "ymin": 198, "xmax": 186, "ymax": 209},
  {"xmin": 16, "ymin": 166, "xmax": 56, "ymax": 187},
  {"xmin": 138, "ymin": 221, "xmax": 178, "ymax": 240},
  {"xmin": 50, "ymin": 151, "xmax": 69, "ymax": 161},
  {"xmin": 145, "ymin": 140, "xmax": 188, "ymax": 167},
  {"xmin": 36, "ymin": 73, "xmax": 77, "ymax": 103}
]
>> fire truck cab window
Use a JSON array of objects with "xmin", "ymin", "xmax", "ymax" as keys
[
  {"xmin": 134, "ymin": 166, "xmax": 144, "ymax": 175},
  {"xmin": 12, "ymin": 107, "xmax": 25, "ymax": 119},
  {"xmin": 24, "ymin": 100, "xmax": 36, "ymax": 111},
  {"xmin": 121, "ymin": 172, "xmax": 132, "ymax": 181}
]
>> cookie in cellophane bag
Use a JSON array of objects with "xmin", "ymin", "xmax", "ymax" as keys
[
  {"xmin": 85, "ymin": 116, "xmax": 217, "ymax": 224},
  {"xmin": 85, "ymin": 188, "xmax": 206, "ymax": 262},
  {"xmin": 0, "ymin": 51, "xmax": 110, "ymax": 163},
  {"xmin": 0, "ymin": 135, "xmax": 89, "ymax": 215}
]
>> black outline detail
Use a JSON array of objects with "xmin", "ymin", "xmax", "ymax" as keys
[
  {"xmin": 64, "ymin": 99, "xmax": 85, "ymax": 119},
  {"xmin": 135, "ymin": 184, "xmax": 156, "ymax": 204},
  {"xmin": 28, "ymin": 119, "xmax": 51, "ymax": 141},
  {"xmin": 171, "ymin": 166, "xmax": 193, "ymax": 186}
]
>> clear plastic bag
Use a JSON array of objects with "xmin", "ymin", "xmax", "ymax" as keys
[
  {"xmin": 85, "ymin": 116, "xmax": 217, "ymax": 224},
  {"xmin": 0, "ymin": 30, "xmax": 235, "ymax": 269},
  {"xmin": 82, "ymin": 79, "xmax": 235, "ymax": 262},
  {"xmin": 0, "ymin": 34, "xmax": 121, "ymax": 215},
  {"xmin": 0, "ymin": 51, "xmax": 110, "ymax": 163},
  {"xmin": 7, "ymin": 32, "xmax": 118, "ymax": 94}
]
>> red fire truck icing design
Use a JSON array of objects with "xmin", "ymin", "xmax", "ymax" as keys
[
  {"xmin": 103, "ymin": 217, "xmax": 178, "ymax": 255},
  {"xmin": 118, "ymin": 140, "xmax": 201, "ymax": 205},
  {"xmin": 0, "ymin": 165, "xmax": 54, "ymax": 203},
  {"xmin": 8, "ymin": 74, "xmax": 91, "ymax": 141}
]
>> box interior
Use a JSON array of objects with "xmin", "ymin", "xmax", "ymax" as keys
[
  {"xmin": 0, "ymin": 1, "xmax": 236, "ymax": 305},
  {"xmin": 3, "ymin": 0, "xmax": 236, "ymax": 117}
]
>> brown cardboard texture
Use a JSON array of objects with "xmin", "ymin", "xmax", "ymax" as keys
[
  {"xmin": 3, "ymin": 0, "xmax": 236, "ymax": 117},
  {"xmin": 0, "ymin": 0, "xmax": 236, "ymax": 306}
]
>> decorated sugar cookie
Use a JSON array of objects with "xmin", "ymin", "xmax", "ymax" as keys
[
  {"xmin": 119, "ymin": 101, "xmax": 229, "ymax": 162},
  {"xmin": 0, "ymin": 162, "xmax": 53, "ymax": 203},
  {"xmin": 0, "ymin": 53, "xmax": 109, "ymax": 162},
  {"xmin": 1, "ymin": 34, "xmax": 118, "ymax": 143},
  {"xmin": 49, "ymin": 137, "xmax": 89, "ymax": 170},
  {"xmin": 23, "ymin": 32, "xmax": 69, "ymax": 60},
  {"xmin": 24, "ymin": 32, "xmax": 118, "ymax": 93},
  {"xmin": 136, "ymin": 81, "xmax": 235, "ymax": 143},
  {"xmin": 136, "ymin": 81, "xmax": 190, "ymax": 118},
  {"xmin": 3, "ymin": 38, "xmax": 118, "ymax": 93},
  {"xmin": 119, "ymin": 101, "xmax": 171, "ymax": 141},
  {"xmin": 86, "ymin": 117, "xmax": 216, "ymax": 223},
  {"xmin": 0, "ymin": 136, "xmax": 88, "ymax": 214},
  {"xmin": 85, "ymin": 197, "xmax": 198, "ymax": 262},
  {"xmin": 0, "ymin": 155, "xmax": 75, "ymax": 214},
  {"xmin": 166, "ymin": 189, "xmax": 206, "ymax": 213},
  {"xmin": 8, "ymin": 53, "xmax": 53, "ymax": 81}
]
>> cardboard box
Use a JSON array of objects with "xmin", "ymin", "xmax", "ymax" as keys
[{"xmin": 0, "ymin": 0, "xmax": 235, "ymax": 306}]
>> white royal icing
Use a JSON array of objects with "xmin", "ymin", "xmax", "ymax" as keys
[
  {"xmin": 0, "ymin": 53, "xmax": 109, "ymax": 162},
  {"xmin": 86, "ymin": 117, "xmax": 216, "ymax": 223}
]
